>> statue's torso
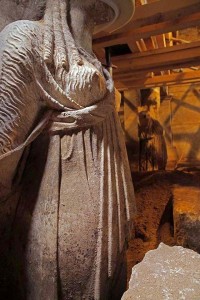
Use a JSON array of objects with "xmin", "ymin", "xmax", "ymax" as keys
[{"xmin": 0, "ymin": 20, "xmax": 111, "ymax": 152}]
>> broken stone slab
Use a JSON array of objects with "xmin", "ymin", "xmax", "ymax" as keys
[
  {"xmin": 122, "ymin": 243, "xmax": 200, "ymax": 300},
  {"xmin": 173, "ymin": 185, "xmax": 200, "ymax": 253}
]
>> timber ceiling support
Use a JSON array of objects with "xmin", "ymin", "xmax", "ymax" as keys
[
  {"xmin": 93, "ymin": 0, "xmax": 200, "ymax": 90},
  {"xmin": 112, "ymin": 41, "xmax": 200, "ymax": 75},
  {"xmin": 115, "ymin": 71, "xmax": 200, "ymax": 90},
  {"xmin": 93, "ymin": 0, "xmax": 200, "ymax": 49}
]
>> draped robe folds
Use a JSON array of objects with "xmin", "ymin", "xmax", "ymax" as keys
[{"xmin": 0, "ymin": 20, "xmax": 136, "ymax": 300}]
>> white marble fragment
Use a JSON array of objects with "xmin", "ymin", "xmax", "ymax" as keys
[{"xmin": 122, "ymin": 243, "xmax": 200, "ymax": 300}]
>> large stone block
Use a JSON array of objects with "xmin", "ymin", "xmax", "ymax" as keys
[
  {"xmin": 122, "ymin": 243, "xmax": 200, "ymax": 300},
  {"xmin": 173, "ymin": 186, "xmax": 200, "ymax": 252}
]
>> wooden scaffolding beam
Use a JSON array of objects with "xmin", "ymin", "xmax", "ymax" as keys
[
  {"xmin": 93, "ymin": 0, "xmax": 200, "ymax": 49},
  {"xmin": 112, "ymin": 41, "xmax": 200, "ymax": 74},
  {"xmin": 115, "ymin": 70, "xmax": 200, "ymax": 90}
]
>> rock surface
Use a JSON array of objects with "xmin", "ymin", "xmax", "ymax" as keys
[
  {"xmin": 122, "ymin": 243, "xmax": 200, "ymax": 300},
  {"xmin": 173, "ymin": 185, "xmax": 200, "ymax": 253}
]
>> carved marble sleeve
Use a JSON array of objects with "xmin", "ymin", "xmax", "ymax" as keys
[
  {"xmin": 0, "ymin": 21, "xmax": 43, "ymax": 155},
  {"xmin": 0, "ymin": 19, "xmax": 77, "ymax": 155},
  {"xmin": 0, "ymin": 0, "xmax": 51, "ymax": 156}
]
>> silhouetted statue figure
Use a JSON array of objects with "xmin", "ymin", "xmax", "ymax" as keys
[{"xmin": 139, "ymin": 111, "xmax": 167, "ymax": 171}]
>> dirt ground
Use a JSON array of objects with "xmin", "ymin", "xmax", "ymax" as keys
[{"xmin": 127, "ymin": 170, "xmax": 200, "ymax": 282}]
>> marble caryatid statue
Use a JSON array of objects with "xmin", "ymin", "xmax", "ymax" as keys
[{"xmin": 0, "ymin": 0, "xmax": 136, "ymax": 299}]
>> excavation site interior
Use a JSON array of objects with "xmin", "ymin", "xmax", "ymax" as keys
[{"xmin": 0, "ymin": 0, "xmax": 200, "ymax": 299}]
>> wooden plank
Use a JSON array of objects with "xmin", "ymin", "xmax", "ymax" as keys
[
  {"xmin": 127, "ymin": 41, "xmax": 140, "ymax": 53},
  {"xmin": 114, "ymin": 71, "xmax": 153, "ymax": 81},
  {"xmin": 112, "ymin": 0, "xmax": 200, "ymax": 33},
  {"xmin": 143, "ymin": 38, "xmax": 155, "ymax": 50},
  {"xmin": 170, "ymin": 37, "xmax": 191, "ymax": 44},
  {"xmin": 111, "ymin": 41, "xmax": 200, "ymax": 73},
  {"xmin": 156, "ymin": 34, "xmax": 166, "ymax": 48},
  {"xmin": 150, "ymin": 36, "xmax": 157, "ymax": 49},
  {"xmin": 151, "ymin": 36, "xmax": 158, "ymax": 49},
  {"xmin": 112, "ymin": 39, "xmax": 200, "ymax": 60},
  {"xmin": 165, "ymin": 32, "xmax": 173, "ymax": 47},
  {"xmin": 138, "ymin": 39, "xmax": 147, "ymax": 51},
  {"xmin": 114, "ymin": 71, "xmax": 200, "ymax": 90},
  {"xmin": 93, "ymin": 11, "xmax": 200, "ymax": 48},
  {"xmin": 135, "ymin": 41, "xmax": 143, "ymax": 52}
]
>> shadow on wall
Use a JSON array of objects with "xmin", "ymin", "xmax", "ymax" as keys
[
  {"xmin": 121, "ymin": 91, "xmax": 140, "ymax": 170},
  {"xmin": 162, "ymin": 83, "xmax": 200, "ymax": 168}
]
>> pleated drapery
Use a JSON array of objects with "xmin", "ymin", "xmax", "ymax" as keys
[{"xmin": 12, "ymin": 110, "xmax": 135, "ymax": 300}]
